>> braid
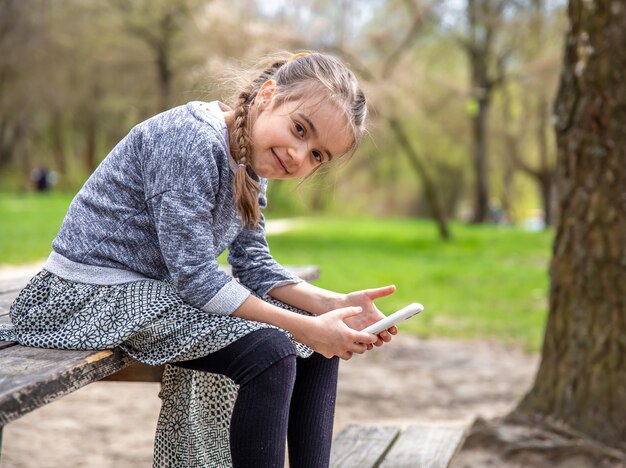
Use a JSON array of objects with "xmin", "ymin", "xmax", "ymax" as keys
[
  {"xmin": 233, "ymin": 88, "xmax": 260, "ymax": 228},
  {"xmin": 232, "ymin": 60, "xmax": 286, "ymax": 228}
]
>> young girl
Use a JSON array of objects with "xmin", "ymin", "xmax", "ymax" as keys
[{"xmin": 4, "ymin": 51, "xmax": 397, "ymax": 466}]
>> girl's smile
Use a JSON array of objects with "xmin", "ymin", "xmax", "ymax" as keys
[{"xmin": 272, "ymin": 148, "xmax": 289, "ymax": 174}]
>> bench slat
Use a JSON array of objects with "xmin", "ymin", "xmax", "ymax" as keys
[
  {"xmin": 330, "ymin": 425, "xmax": 400, "ymax": 468},
  {"xmin": 0, "ymin": 346, "xmax": 130, "ymax": 426},
  {"xmin": 101, "ymin": 360, "xmax": 165, "ymax": 382},
  {"xmin": 379, "ymin": 424, "xmax": 466, "ymax": 468},
  {"xmin": 0, "ymin": 291, "xmax": 19, "ymax": 316},
  {"xmin": 0, "ymin": 274, "xmax": 35, "ymax": 295}
]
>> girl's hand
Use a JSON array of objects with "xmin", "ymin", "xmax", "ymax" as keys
[
  {"xmin": 300, "ymin": 307, "xmax": 378, "ymax": 360},
  {"xmin": 339, "ymin": 285, "xmax": 398, "ymax": 348}
]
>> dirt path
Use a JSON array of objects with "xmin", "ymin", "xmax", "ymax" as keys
[{"xmin": 1, "ymin": 334, "xmax": 538, "ymax": 467}]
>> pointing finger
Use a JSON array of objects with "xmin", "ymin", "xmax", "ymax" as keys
[{"xmin": 362, "ymin": 285, "xmax": 396, "ymax": 300}]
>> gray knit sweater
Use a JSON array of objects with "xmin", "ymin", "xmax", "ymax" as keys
[{"xmin": 45, "ymin": 101, "xmax": 301, "ymax": 315}]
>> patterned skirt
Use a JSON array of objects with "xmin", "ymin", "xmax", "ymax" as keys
[{"xmin": 3, "ymin": 269, "xmax": 314, "ymax": 466}]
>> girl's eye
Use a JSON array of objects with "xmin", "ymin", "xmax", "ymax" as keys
[
  {"xmin": 312, "ymin": 151, "xmax": 323, "ymax": 163},
  {"xmin": 294, "ymin": 122, "xmax": 305, "ymax": 137}
]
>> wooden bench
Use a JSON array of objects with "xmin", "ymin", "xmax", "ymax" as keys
[
  {"xmin": 0, "ymin": 264, "xmax": 320, "ymax": 460},
  {"xmin": 330, "ymin": 424, "xmax": 467, "ymax": 468}
]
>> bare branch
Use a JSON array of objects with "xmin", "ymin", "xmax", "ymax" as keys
[
  {"xmin": 323, "ymin": 45, "xmax": 376, "ymax": 82},
  {"xmin": 381, "ymin": 2, "xmax": 432, "ymax": 79}
]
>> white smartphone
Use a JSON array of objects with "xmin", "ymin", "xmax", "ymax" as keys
[{"xmin": 361, "ymin": 303, "xmax": 424, "ymax": 335}]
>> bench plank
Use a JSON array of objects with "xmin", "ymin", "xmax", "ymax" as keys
[
  {"xmin": 0, "ymin": 274, "xmax": 35, "ymax": 295},
  {"xmin": 0, "ymin": 291, "xmax": 19, "ymax": 315},
  {"xmin": 101, "ymin": 360, "xmax": 165, "ymax": 382},
  {"xmin": 0, "ymin": 342, "xmax": 15, "ymax": 351},
  {"xmin": 330, "ymin": 425, "xmax": 400, "ymax": 468},
  {"xmin": 0, "ymin": 346, "xmax": 131, "ymax": 426},
  {"xmin": 379, "ymin": 424, "xmax": 466, "ymax": 468}
]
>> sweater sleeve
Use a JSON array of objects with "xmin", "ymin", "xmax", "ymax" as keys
[
  {"xmin": 149, "ymin": 189, "xmax": 251, "ymax": 315},
  {"xmin": 227, "ymin": 183, "xmax": 303, "ymax": 297}
]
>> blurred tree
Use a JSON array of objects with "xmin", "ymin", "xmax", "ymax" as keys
[
  {"xmin": 458, "ymin": 0, "xmax": 510, "ymax": 223},
  {"xmin": 109, "ymin": 0, "xmax": 201, "ymax": 112},
  {"xmin": 519, "ymin": 0, "xmax": 558, "ymax": 227},
  {"xmin": 0, "ymin": 0, "xmax": 568, "ymax": 223},
  {"xmin": 517, "ymin": 0, "xmax": 626, "ymax": 447},
  {"xmin": 325, "ymin": 0, "xmax": 452, "ymax": 239},
  {"xmin": 0, "ymin": 0, "xmax": 46, "ymax": 174},
  {"xmin": 497, "ymin": 0, "xmax": 564, "ymax": 227}
]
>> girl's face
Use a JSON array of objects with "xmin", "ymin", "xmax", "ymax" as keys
[{"xmin": 249, "ymin": 81, "xmax": 354, "ymax": 179}]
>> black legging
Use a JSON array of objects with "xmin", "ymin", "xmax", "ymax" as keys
[{"xmin": 175, "ymin": 329, "xmax": 339, "ymax": 468}]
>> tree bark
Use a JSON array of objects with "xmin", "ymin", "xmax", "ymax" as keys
[{"xmin": 517, "ymin": 0, "xmax": 626, "ymax": 448}]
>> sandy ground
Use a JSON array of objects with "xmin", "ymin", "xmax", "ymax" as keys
[{"xmin": 1, "ymin": 334, "xmax": 539, "ymax": 467}]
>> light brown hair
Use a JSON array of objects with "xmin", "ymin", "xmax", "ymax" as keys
[{"xmin": 231, "ymin": 51, "xmax": 367, "ymax": 228}]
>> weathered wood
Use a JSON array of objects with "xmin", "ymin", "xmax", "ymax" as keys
[
  {"xmin": 0, "ymin": 342, "xmax": 15, "ymax": 351},
  {"xmin": 102, "ymin": 360, "xmax": 165, "ymax": 382},
  {"xmin": 330, "ymin": 425, "xmax": 400, "ymax": 468},
  {"xmin": 0, "ymin": 291, "xmax": 19, "ymax": 315},
  {"xmin": 0, "ymin": 274, "xmax": 35, "ymax": 295},
  {"xmin": 379, "ymin": 424, "xmax": 466, "ymax": 468},
  {"xmin": 0, "ymin": 346, "xmax": 131, "ymax": 426}
]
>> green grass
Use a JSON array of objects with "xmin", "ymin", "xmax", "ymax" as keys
[
  {"xmin": 0, "ymin": 194, "xmax": 552, "ymax": 351},
  {"xmin": 0, "ymin": 193, "xmax": 74, "ymax": 264},
  {"xmin": 265, "ymin": 218, "xmax": 552, "ymax": 352}
]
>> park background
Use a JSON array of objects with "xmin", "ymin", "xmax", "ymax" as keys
[
  {"xmin": 1, "ymin": 0, "xmax": 565, "ymax": 350},
  {"xmin": 2, "ymin": 1, "xmax": 624, "ymax": 467}
]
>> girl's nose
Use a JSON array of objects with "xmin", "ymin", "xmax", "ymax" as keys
[{"xmin": 288, "ymin": 141, "xmax": 308, "ymax": 164}]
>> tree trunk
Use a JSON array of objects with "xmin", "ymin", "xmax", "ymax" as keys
[
  {"xmin": 466, "ymin": 0, "xmax": 503, "ymax": 224},
  {"xmin": 471, "ymin": 95, "xmax": 490, "ymax": 223},
  {"xmin": 84, "ymin": 113, "xmax": 97, "ymax": 174},
  {"xmin": 517, "ymin": 0, "xmax": 626, "ymax": 448},
  {"xmin": 83, "ymin": 83, "xmax": 101, "ymax": 174},
  {"xmin": 536, "ymin": 94, "xmax": 556, "ymax": 227},
  {"xmin": 309, "ymin": 172, "xmax": 332, "ymax": 213},
  {"xmin": 51, "ymin": 111, "xmax": 66, "ymax": 175},
  {"xmin": 156, "ymin": 46, "xmax": 172, "ymax": 112},
  {"xmin": 538, "ymin": 171, "xmax": 554, "ymax": 229},
  {"xmin": 388, "ymin": 117, "xmax": 451, "ymax": 241},
  {"xmin": 156, "ymin": 10, "xmax": 174, "ymax": 111}
]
